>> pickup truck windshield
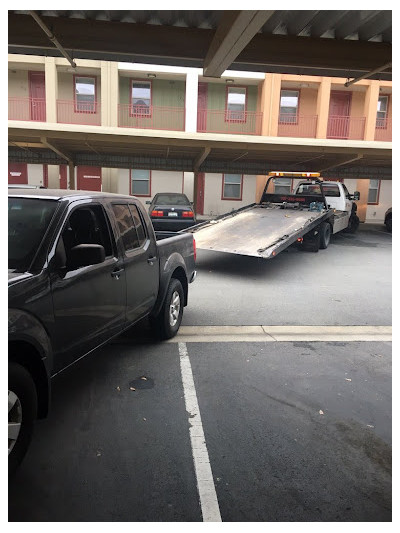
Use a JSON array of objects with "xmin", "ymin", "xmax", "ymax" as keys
[{"xmin": 9, "ymin": 197, "xmax": 58, "ymax": 272}]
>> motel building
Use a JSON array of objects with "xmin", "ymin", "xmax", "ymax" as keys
[{"xmin": 8, "ymin": 55, "xmax": 392, "ymax": 223}]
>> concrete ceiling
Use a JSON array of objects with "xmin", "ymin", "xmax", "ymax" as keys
[{"xmin": 8, "ymin": 10, "xmax": 392, "ymax": 81}]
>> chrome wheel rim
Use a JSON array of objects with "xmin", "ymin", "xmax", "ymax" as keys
[
  {"xmin": 8, "ymin": 390, "xmax": 22, "ymax": 455},
  {"xmin": 169, "ymin": 290, "xmax": 181, "ymax": 327}
]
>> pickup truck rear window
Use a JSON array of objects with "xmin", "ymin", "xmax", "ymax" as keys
[
  {"xmin": 9, "ymin": 197, "xmax": 58, "ymax": 272},
  {"xmin": 112, "ymin": 204, "xmax": 141, "ymax": 251}
]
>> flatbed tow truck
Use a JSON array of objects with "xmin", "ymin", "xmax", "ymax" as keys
[{"xmin": 186, "ymin": 172, "xmax": 360, "ymax": 259}]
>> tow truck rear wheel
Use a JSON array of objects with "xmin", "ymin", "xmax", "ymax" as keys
[{"xmin": 319, "ymin": 222, "xmax": 332, "ymax": 249}]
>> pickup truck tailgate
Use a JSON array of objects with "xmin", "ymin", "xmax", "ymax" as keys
[{"xmin": 189, "ymin": 204, "xmax": 330, "ymax": 258}]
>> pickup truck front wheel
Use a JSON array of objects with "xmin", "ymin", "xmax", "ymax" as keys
[
  {"xmin": 8, "ymin": 362, "xmax": 38, "ymax": 476},
  {"xmin": 151, "ymin": 278, "xmax": 184, "ymax": 340}
]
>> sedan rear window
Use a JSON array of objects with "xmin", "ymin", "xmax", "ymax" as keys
[{"xmin": 154, "ymin": 194, "xmax": 190, "ymax": 205}]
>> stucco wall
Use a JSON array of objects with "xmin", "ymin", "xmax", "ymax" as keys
[
  {"xmin": 203, "ymin": 173, "xmax": 256, "ymax": 217},
  {"xmin": 8, "ymin": 70, "xmax": 29, "ymax": 98},
  {"xmin": 365, "ymin": 180, "xmax": 392, "ymax": 223},
  {"xmin": 117, "ymin": 169, "xmax": 184, "ymax": 207}
]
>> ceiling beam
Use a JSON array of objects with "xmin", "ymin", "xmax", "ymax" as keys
[
  {"xmin": 317, "ymin": 154, "xmax": 363, "ymax": 172},
  {"xmin": 193, "ymin": 147, "xmax": 211, "ymax": 171},
  {"xmin": 29, "ymin": 11, "xmax": 77, "ymax": 68},
  {"xmin": 203, "ymin": 11, "xmax": 275, "ymax": 77},
  {"xmin": 41, "ymin": 137, "xmax": 73, "ymax": 162}
]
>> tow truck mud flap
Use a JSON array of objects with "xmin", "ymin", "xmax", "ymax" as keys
[{"xmin": 300, "ymin": 227, "xmax": 321, "ymax": 252}]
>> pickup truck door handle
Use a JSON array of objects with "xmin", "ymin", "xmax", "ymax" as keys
[
  {"xmin": 147, "ymin": 256, "xmax": 157, "ymax": 265},
  {"xmin": 111, "ymin": 268, "xmax": 124, "ymax": 280}
]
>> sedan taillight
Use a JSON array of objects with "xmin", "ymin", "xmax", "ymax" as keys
[
  {"xmin": 182, "ymin": 211, "xmax": 194, "ymax": 218},
  {"xmin": 151, "ymin": 210, "xmax": 164, "ymax": 217}
]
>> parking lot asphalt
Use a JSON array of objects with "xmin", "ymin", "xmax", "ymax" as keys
[
  {"xmin": 9, "ymin": 336, "xmax": 391, "ymax": 522},
  {"xmin": 8, "ymin": 223, "xmax": 392, "ymax": 522},
  {"xmin": 183, "ymin": 223, "xmax": 392, "ymax": 326}
]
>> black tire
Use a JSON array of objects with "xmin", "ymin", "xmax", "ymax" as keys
[
  {"xmin": 150, "ymin": 278, "xmax": 184, "ymax": 340},
  {"xmin": 319, "ymin": 222, "xmax": 331, "ymax": 249},
  {"xmin": 8, "ymin": 362, "xmax": 38, "ymax": 477},
  {"xmin": 385, "ymin": 214, "xmax": 392, "ymax": 233},
  {"xmin": 346, "ymin": 214, "xmax": 359, "ymax": 234}
]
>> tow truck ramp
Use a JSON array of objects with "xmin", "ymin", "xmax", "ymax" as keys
[{"xmin": 186, "ymin": 203, "xmax": 333, "ymax": 259}]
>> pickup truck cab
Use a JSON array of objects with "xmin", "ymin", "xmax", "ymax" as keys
[{"xmin": 8, "ymin": 189, "xmax": 196, "ymax": 474}]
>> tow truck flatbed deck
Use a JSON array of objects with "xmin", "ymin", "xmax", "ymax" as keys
[{"xmin": 187, "ymin": 203, "xmax": 334, "ymax": 259}]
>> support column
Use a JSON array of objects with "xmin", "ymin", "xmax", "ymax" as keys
[
  {"xmin": 255, "ymin": 73, "xmax": 281, "ymax": 201},
  {"xmin": 356, "ymin": 179, "xmax": 370, "ymax": 222},
  {"xmin": 68, "ymin": 161, "xmax": 75, "ymax": 190},
  {"xmin": 101, "ymin": 61, "xmax": 119, "ymax": 127},
  {"xmin": 185, "ymin": 70, "xmax": 199, "ymax": 205},
  {"xmin": 362, "ymin": 81, "xmax": 380, "ymax": 141},
  {"xmin": 316, "ymin": 77, "xmax": 331, "ymax": 139},
  {"xmin": 193, "ymin": 171, "xmax": 199, "ymax": 215},
  {"xmin": 269, "ymin": 74, "xmax": 282, "ymax": 137},
  {"xmin": 44, "ymin": 57, "xmax": 57, "ymax": 123}
]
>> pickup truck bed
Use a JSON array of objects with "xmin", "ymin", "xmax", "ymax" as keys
[{"xmin": 187, "ymin": 203, "xmax": 333, "ymax": 259}]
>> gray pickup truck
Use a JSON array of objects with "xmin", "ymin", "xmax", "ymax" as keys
[{"xmin": 8, "ymin": 188, "xmax": 196, "ymax": 474}]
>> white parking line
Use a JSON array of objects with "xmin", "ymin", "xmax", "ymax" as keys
[{"xmin": 178, "ymin": 342, "xmax": 222, "ymax": 522}]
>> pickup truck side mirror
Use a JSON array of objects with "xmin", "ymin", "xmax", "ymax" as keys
[
  {"xmin": 352, "ymin": 191, "xmax": 360, "ymax": 201},
  {"xmin": 145, "ymin": 200, "xmax": 151, "ymax": 205},
  {"xmin": 68, "ymin": 244, "xmax": 105, "ymax": 270}
]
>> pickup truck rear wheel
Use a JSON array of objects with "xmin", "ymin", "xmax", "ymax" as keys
[
  {"xmin": 151, "ymin": 278, "xmax": 184, "ymax": 340},
  {"xmin": 8, "ymin": 362, "xmax": 37, "ymax": 476},
  {"xmin": 319, "ymin": 222, "xmax": 332, "ymax": 249}
]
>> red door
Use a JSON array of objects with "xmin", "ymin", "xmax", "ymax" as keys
[
  {"xmin": 8, "ymin": 163, "xmax": 28, "ymax": 184},
  {"xmin": 327, "ymin": 91, "xmax": 351, "ymax": 138},
  {"xmin": 77, "ymin": 166, "xmax": 102, "ymax": 191},
  {"xmin": 59, "ymin": 165, "xmax": 68, "ymax": 189},
  {"xmin": 28, "ymin": 72, "xmax": 46, "ymax": 121},
  {"xmin": 197, "ymin": 83, "xmax": 208, "ymax": 132},
  {"xmin": 195, "ymin": 172, "xmax": 205, "ymax": 215}
]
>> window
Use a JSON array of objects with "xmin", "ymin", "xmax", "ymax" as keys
[
  {"xmin": 279, "ymin": 90, "xmax": 299, "ymax": 124},
  {"xmin": 376, "ymin": 96, "xmax": 388, "ymax": 128},
  {"xmin": 222, "ymin": 174, "xmax": 242, "ymax": 200},
  {"xmin": 274, "ymin": 178, "xmax": 292, "ymax": 194},
  {"xmin": 368, "ymin": 179, "xmax": 380, "ymax": 205},
  {"xmin": 131, "ymin": 169, "xmax": 151, "ymax": 197},
  {"xmin": 226, "ymin": 87, "xmax": 246, "ymax": 122},
  {"xmin": 129, "ymin": 204, "xmax": 147, "ymax": 246},
  {"xmin": 75, "ymin": 76, "xmax": 96, "ymax": 113},
  {"xmin": 111, "ymin": 204, "xmax": 140, "ymax": 251},
  {"xmin": 131, "ymin": 80, "xmax": 152, "ymax": 117}
]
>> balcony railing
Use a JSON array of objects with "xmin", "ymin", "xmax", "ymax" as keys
[
  {"xmin": 118, "ymin": 104, "xmax": 185, "ymax": 131},
  {"xmin": 57, "ymin": 100, "xmax": 101, "ymax": 125},
  {"xmin": 197, "ymin": 109, "xmax": 263, "ymax": 135},
  {"xmin": 278, "ymin": 115, "xmax": 317, "ymax": 138},
  {"xmin": 375, "ymin": 118, "xmax": 392, "ymax": 141},
  {"xmin": 8, "ymin": 97, "xmax": 46, "ymax": 121},
  {"xmin": 327, "ymin": 116, "xmax": 366, "ymax": 140}
]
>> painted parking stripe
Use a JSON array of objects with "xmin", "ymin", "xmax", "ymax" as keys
[
  {"xmin": 178, "ymin": 342, "xmax": 222, "ymax": 522},
  {"xmin": 168, "ymin": 325, "xmax": 392, "ymax": 343}
]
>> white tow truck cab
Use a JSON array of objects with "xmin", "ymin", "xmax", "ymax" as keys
[{"xmin": 292, "ymin": 179, "xmax": 360, "ymax": 234}]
